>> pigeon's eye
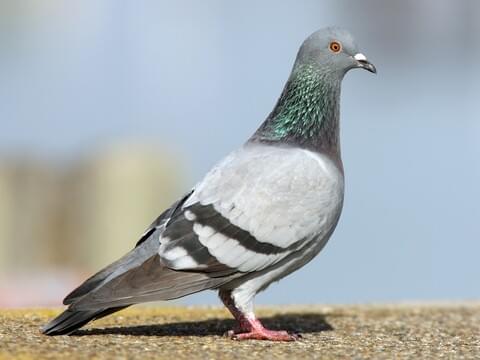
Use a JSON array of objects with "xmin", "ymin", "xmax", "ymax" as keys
[{"xmin": 329, "ymin": 41, "xmax": 342, "ymax": 53}]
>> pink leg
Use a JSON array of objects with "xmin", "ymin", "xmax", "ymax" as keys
[{"xmin": 219, "ymin": 290, "xmax": 300, "ymax": 341}]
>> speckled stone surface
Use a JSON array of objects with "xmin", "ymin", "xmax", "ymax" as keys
[{"xmin": 1, "ymin": 304, "xmax": 479, "ymax": 359}]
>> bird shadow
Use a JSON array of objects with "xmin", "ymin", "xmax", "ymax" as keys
[{"xmin": 72, "ymin": 313, "xmax": 333, "ymax": 337}]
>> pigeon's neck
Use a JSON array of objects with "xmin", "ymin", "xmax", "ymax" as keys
[{"xmin": 251, "ymin": 64, "xmax": 342, "ymax": 159}]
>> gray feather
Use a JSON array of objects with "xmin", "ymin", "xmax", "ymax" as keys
[
  {"xmin": 63, "ymin": 232, "xmax": 160, "ymax": 305},
  {"xmin": 71, "ymin": 254, "xmax": 234, "ymax": 310},
  {"xmin": 42, "ymin": 307, "xmax": 127, "ymax": 335}
]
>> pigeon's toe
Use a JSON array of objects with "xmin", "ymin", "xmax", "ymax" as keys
[{"xmin": 227, "ymin": 328, "xmax": 300, "ymax": 341}]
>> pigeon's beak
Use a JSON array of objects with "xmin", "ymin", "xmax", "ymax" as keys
[{"xmin": 353, "ymin": 53, "xmax": 376, "ymax": 74}]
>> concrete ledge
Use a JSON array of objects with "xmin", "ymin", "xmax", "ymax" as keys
[{"xmin": 1, "ymin": 304, "xmax": 479, "ymax": 359}]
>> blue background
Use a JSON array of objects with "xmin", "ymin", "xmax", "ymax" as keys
[{"xmin": 1, "ymin": 0, "xmax": 479, "ymax": 306}]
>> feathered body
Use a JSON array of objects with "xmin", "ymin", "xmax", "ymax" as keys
[{"xmin": 43, "ymin": 27, "xmax": 375, "ymax": 341}]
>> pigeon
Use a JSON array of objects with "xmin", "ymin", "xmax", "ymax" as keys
[{"xmin": 42, "ymin": 27, "xmax": 375, "ymax": 341}]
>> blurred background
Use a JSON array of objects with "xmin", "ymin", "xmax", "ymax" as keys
[{"xmin": 0, "ymin": 0, "xmax": 479, "ymax": 307}]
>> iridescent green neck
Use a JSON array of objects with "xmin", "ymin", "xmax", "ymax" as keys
[{"xmin": 252, "ymin": 64, "xmax": 342, "ymax": 155}]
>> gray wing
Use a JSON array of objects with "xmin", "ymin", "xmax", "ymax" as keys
[
  {"xmin": 71, "ymin": 143, "xmax": 343, "ymax": 311},
  {"xmin": 159, "ymin": 143, "xmax": 344, "ymax": 273}
]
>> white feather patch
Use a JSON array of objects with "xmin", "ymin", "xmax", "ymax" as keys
[
  {"xmin": 192, "ymin": 225, "xmax": 273, "ymax": 271},
  {"xmin": 162, "ymin": 246, "xmax": 187, "ymax": 261},
  {"xmin": 169, "ymin": 254, "xmax": 199, "ymax": 269},
  {"xmin": 199, "ymin": 227, "xmax": 225, "ymax": 249},
  {"xmin": 184, "ymin": 210, "xmax": 197, "ymax": 221},
  {"xmin": 193, "ymin": 222, "xmax": 216, "ymax": 239},
  {"xmin": 159, "ymin": 244, "xmax": 199, "ymax": 270}
]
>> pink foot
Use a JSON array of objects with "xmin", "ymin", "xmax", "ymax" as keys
[
  {"xmin": 226, "ymin": 328, "xmax": 300, "ymax": 341},
  {"xmin": 218, "ymin": 290, "xmax": 301, "ymax": 341},
  {"xmin": 224, "ymin": 317, "xmax": 301, "ymax": 341}
]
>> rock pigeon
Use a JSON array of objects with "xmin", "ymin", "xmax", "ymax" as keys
[{"xmin": 43, "ymin": 27, "xmax": 375, "ymax": 341}]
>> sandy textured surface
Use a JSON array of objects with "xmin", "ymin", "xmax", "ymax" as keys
[{"xmin": 0, "ymin": 304, "xmax": 479, "ymax": 359}]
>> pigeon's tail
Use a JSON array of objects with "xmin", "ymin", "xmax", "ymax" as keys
[{"xmin": 42, "ymin": 306, "xmax": 127, "ymax": 336}]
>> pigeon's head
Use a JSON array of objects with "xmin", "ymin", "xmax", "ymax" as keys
[{"xmin": 296, "ymin": 27, "xmax": 376, "ymax": 77}]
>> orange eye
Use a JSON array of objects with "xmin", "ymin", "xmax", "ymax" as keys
[{"xmin": 329, "ymin": 41, "xmax": 342, "ymax": 53}]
